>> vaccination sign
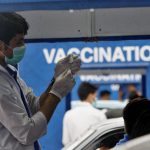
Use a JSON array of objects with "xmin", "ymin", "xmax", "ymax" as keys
[
  {"xmin": 42, "ymin": 40, "xmax": 150, "ymax": 68},
  {"xmin": 19, "ymin": 39, "xmax": 150, "ymax": 96}
]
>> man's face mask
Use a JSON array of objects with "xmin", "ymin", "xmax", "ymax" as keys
[{"xmin": 5, "ymin": 45, "xmax": 26, "ymax": 66}]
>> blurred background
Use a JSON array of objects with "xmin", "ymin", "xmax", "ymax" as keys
[{"xmin": 1, "ymin": 1, "xmax": 150, "ymax": 149}]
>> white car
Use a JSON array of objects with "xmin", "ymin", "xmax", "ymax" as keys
[
  {"xmin": 62, "ymin": 118, "xmax": 124, "ymax": 150},
  {"xmin": 113, "ymin": 134, "xmax": 150, "ymax": 150}
]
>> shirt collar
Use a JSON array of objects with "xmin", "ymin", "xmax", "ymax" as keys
[{"xmin": 0, "ymin": 64, "xmax": 18, "ymax": 77}]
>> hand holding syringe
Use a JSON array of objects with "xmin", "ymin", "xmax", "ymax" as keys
[{"xmin": 54, "ymin": 54, "xmax": 81, "ymax": 78}]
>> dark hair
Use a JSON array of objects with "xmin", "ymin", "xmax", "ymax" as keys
[
  {"xmin": 0, "ymin": 14, "xmax": 21, "ymax": 44},
  {"xmin": 123, "ymin": 98, "xmax": 150, "ymax": 137},
  {"xmin": 100, "ymin": 90, "xmax": 111, "ymax": 97},
  {"xmin": 1, "ymin": 12, "xmax": 29, "ymax": 35},
  {"xmin": 78, "ymin": 82, "xmax": 97, "ymax": 101},
  {"xmin": 128, "ymin": 91, "xmax": 139, "ymax": 102},
  {"xmin": 0, "ymin": 13, "xmax": 29, "ymax": 44},
  {"xmin": 131, "ymin": 109, "xmax": 150, "ymax": 139}
]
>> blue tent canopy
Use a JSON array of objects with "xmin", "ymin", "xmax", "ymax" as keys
[{"xmin": 0, "ymin": 0, "xmax": 150, "ymax": 11}]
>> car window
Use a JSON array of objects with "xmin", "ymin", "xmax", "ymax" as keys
[{"xmin": 82, "ymin": 128, "xmax": 125, "ymax": 150}]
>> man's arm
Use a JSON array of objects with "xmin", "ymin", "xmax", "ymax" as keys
[
  {"xmin": 39, "ymin": 93, "xmax": 59, "ymax": 122},
  {"xmin": 0, "ymin": 87, "xmax": 47, "ymax": 145},
  {"xmin": 0, "ymin": 70, "xmax": 75, "ymax": 145},
  {"xmin": 40, "ymin": 69, "xmax": 75, "ymax": 122},
  {"xmin": 39, "ymin": 78, "xmax": 55, "ymax": 108},
  {"xmin": 21, "ymin": 54, "xmax": 80, "ymax": 114},
  {"xmin": 18, "ymin": 76, "xmax": 54, "ymax": 114}
]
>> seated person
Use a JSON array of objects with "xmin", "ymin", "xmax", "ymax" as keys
[
  {"xmin": 116, "ymin": 98, "xmax": 150, "ymax": 146},
  {"xmin": 130, "ymin": 109, "xmax": 150, "ymax": 139}
]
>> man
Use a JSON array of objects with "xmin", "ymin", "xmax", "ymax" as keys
[
  {"xmin": 99, "ymin": 90, "xmax": 111, "ymax": 100},
  {"xmin": 0, "ymin": 13, "xmax": 81, "ymax": 150},
  {"xmin": 62, "ymin": 82, "xmax": 106, "ymax": 146}
]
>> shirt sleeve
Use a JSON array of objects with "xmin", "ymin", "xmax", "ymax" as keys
[
  {"xmin": 18, "ymin": 77, "xmax": 40, "ymax": 115},
  {"xmin": 0, "ymin": 85, "xmax": 47, "ymax": 145}
]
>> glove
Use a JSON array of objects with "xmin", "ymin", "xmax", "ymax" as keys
[
  {"xmin": 54, "ymin": 54, "xmax": 81, "ymax": 79},
  {"xmin": 49, "ymin": 69, "xmax": 75, "ymax": 100}
]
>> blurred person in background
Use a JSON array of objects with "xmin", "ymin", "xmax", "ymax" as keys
[
  {"xmin": 127, "ymin": 84, "xmax": 141, "ymax": 98},
  {"xmin": 118, "ymin": 87, "xmax": 124, "ymax": 101},
  {"xmin": 99, "ymin": 90, "xmax": 111, "ymax": 101},
  {"xmin": 62, "ymin": 82, "xmax": 107, "ymax": 146},
  {"xmin": 118, "ymin": 84, "xmax": 141, "ymax": 102},
  {"xmin": 128, "ymin": 91, "xmax": 139, "ymax": 102},
  {"xmin": 0, "ymin": 13, "xmax": 81, "ymax": 150},
  {"xmin": 99, "ymin": 90, "xmax": 123, "ymax": 119},
  {"xmin": 116, "ymin": 98, "xmax": 150, "ymax": 146},
  {"xmin": 127, "ymin": 84, "xmax": 137, "ymax": 93},
  {"xmin": 128, "ymin": 91, "xmax": 144, "ymax": 102}
]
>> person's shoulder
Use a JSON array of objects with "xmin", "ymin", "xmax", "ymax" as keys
[
  {"xmin": 91, "ymin": 107, "xmax": 107, "ymax": 118},
  {"xmin": 64, "ymin": 107, "xmax": 80, "ymax": 119},
  {"xmin": 64, "ymin": 109, "xmax": 74, "ymax": 118}
]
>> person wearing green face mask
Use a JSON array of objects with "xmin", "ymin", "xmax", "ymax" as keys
[
  {"xmin": 0, "ymin": 13, "xmax": 81, "ymax": 150},
  {"xmin": 4, "ymin": 44, "xmax": 26, "ymax": 66}
]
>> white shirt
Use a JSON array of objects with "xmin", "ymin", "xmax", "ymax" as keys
[
  {"xmin": 62, "ymin": 102, "xmax": 107, "ymax": 146},
  {"xmin": 0, "ymin": 65, "xmax": 47, "ymax": 150}
]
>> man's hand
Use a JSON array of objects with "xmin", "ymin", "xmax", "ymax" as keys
[
  {"xmin": 39, "ymin": 54, "xmax": 80, "ymax": 107},
  {"xmin": 50, "ymin": 69, "xmax": 75, "ymax": 100},
  {"xmin": 54, "ymin": 54, "xmax": 81, "ymax": 78}
]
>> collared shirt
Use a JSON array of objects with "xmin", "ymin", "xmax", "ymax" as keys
[
  {"xmin": 0, "ymin": 64, "xmax": 47, "ymax": 150},
  {"xmin": 62, "ymin": 102, "xmax": 107, "ymax": 146}
]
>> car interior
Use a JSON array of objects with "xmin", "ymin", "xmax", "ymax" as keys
[{"xmin": 81, "ymin": 128, "xmax": 125, "ymax": 150}]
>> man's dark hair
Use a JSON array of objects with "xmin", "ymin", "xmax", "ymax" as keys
[
  {"xmin": 0, "ymin": 14, "xmax": 22, "ymax": 44},
  {"xmin": 123, "ymin": 98, "xmax": 150, "ymax": 138},
  {"xmin": 100, "ymin": 90, "xmax": 111, "ymax": 97},
  {"xmin": 78, "ymin": 82, "xmax": 97, "ymax": 101},
  {"xmin": 1, "ymin": 12, "xmax": 29, "ymax": 35},
  {"xmin": 0, "ymin": 13, "xmax": 29, "ymax": 44}
]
